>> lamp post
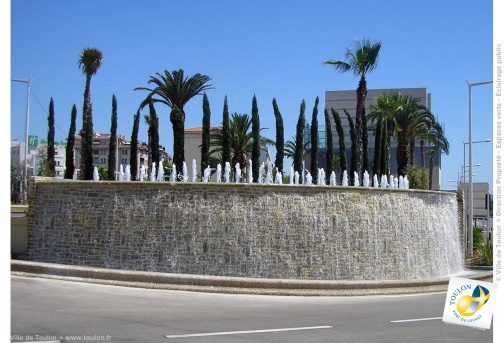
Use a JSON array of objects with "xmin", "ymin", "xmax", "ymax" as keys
[
  {"xmin": 11, "ymin": 78, "xmax": 32, "ymax": 202},
  {"xmin": 462, "ymin": 139, "xmax": 490, "ymax": 183},
  {"xmin": 466, "ymin": 80, "xmax": 492, "ymax": 256}
]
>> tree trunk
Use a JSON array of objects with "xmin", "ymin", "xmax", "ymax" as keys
[{"xmin": 355, "ymin": 76, "xmax": 367, "ymax": 182}]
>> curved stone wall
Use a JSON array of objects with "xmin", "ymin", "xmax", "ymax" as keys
[{"xmin": 26, "ymin": 180, "xmax": 464, "ymax": 280}]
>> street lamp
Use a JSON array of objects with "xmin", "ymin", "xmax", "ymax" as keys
[
  {"xmin": 11, "ymin": 78, "xmax": 32, "ymax": 202},
  {"xmin": 462, "ymin": 139, "xmax": 490, "ymax": 183},
  {"xmin": 466, "ymin": 80, "xmax": 492, "ymax": 256}
]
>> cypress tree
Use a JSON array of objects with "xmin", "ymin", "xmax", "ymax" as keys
[
  {"xmin": 331, "ymin": 108, "xmax": 347, "ymax": 184},
  {"xmin": 272, "ymin": 98, "xmax": 284, "ymax": 175},
  {"xmin": 107, "ymin": 94, "xmax": 118, "ymax": 180},
  {"xmin": 251, "ymin": 95, "xmax": 260, "ymax": 182},
  {"xmin": 324, "ymin": 109, "xmax": 333, "ymax": 184},
  {"xmin": 344, "ymin": 109, "xmax": 358, "ymax": 186},
  {"xmin": 222, "ymin": 96, "xmax": 231, "ymax": 166},
  {"xmin": 148, "ymin": 96, "xmax": 160, "ymax": 178},
  {"xmin": 372, "ymin": 118, "xmax": 383, "ymax": 179},
  {"xmin": 46, "ymin": 97, "xmax": 56, "ymax": 177},
  {"xmin": 380, "ymin": 119, "xmax": 389, "ymax": 176},
  {"xmin": 293, "ymin": 100, "xmax": 306, "ymax": 176},
  {"xmin": 361, "ymin": 107, "xmax": 369, "ymax": 176},
  {"xmin": 201, "ymin": 93, "xmax": 211, "ymax": 176},
  {"xmin": 64, "ymin": 105, "xmax": 77, "ymax": 179},
  {"xmin": 130, "ymin": 110, "xmax": 140, "ymax": 181},
  {"xmin": 310, "ymin": 96, "xmax": 319, "ymax": 184}
]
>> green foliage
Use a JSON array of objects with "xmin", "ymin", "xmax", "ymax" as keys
[
  {"xmin": 46, "ymin": 97, "xmax": 56, "ymax": 177},
  {"xmin": 251, "ymin": 95, "xmax": 261, "ymax": 182},
  {"xmin": 372, "ymin": 118, "xmax": 383, "ymax": 178},
  {"xmin": 310, "ymin": 96, "xmax": 319, "ymax": 184},
  {"xmin": 201, "ymin": 93, "xmax": 211, "ymax": 175},
  {"xmin": 147, "ymin": 95, "xmax": 160, "ymax": 177},
  {"xmin": 406, "ymin": 165, "xmax": 428, "ymax": 190},
  {"xmin": 98, "ymin": 167, "xmax": 108, "ymax": 180},
  {"xmin": 331, "ymin": 108, "xmax": 347, "ymax": 184},
  {"xmin": 294, "ymin": 100, "xmax": 306, "ymax": 175},
  {"xmin": 65, "ymin": 105, "xmax": 77, "ymax": 179},
  {"xmin": 130, "ymin": 111, "xmax": 140, "ymax": 181},
  {"xmin": 222, "ymin": 96, "xmax": 231, "ymax": 166},
  {"xmin": 344, "ymin": 109, "xmax": 358, "ymax": 185},
  {"xmin": 467, "ymin": 240, "xmax": 493, "ymax": 266},
  {"xmin": 361, "ymin": 107, "xmax": 369, "ymax": 175},
  {"xmin": 272, "ymin": 98, "xmax": 284, "ymax": 175},
  {"xmin": 107, "ymin": 95, "xmax": 118, "ymax": 181},
  {"xmin": 324, "ymin": 109, "xmax": 333, "ymax": 183}
]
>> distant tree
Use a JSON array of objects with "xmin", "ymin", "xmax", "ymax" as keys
[
  {"xmin": 201, "ymin": 93, "xmax": 211, "ymax": 176},
  {"xmin": 324, "ymin": 38, "xmax": 381, "ymax": 181},
  {"xmin": 293, "ymin": 100, "xmax": 306, "ymax": 176},
  {"xmin": 46, "ymin": 97, "xmax": 56, "ymax": 177},
  {"xmin": 331, "ymin": 108, "xmax": 347, "ymax": 184},
  {"xmin": 272, "ymin": 98, "xmax": 284, "ymax": 175},
  {"xmin": 135, "ymin": 69, "xmax": 213, "ymax": 169},
  {"xmin": 78, "ymin": 47, "xmax": 103, "ymax": 180},
  {"xmin": 361, "ymin": 107, "xmax": 369, "ymax": 175},
  {"xmin": 221, "ymin": 95, "xmax": 231, "ymax": 167},
  {"xmin": 284, "ymin": 136, "xmax": 310, "ymax": 161},
  {"xmin": 344, "ymin": 109, "xmax": 358, "ymax": 185},
  {"xmin": 380, "ymin": 118, "xmax": 389, "ymax": 176},
  {"xmin": 310, "ymin": 96, "xmax": 319, "ymax": 184},
  {"xmin": 107, "ymin": 95, "xmax": 118, "ymax": 180},
  {"xmin": 130, "ymin": 111, "xmax": 140, "ymax": 180},
  {"xmin": 64, "ymin": 105, "xmax": 77, "ymax": 179},
  {"xmin": 251, "ymin": 95, "xmax": 261, "ymax": 182},
  {"xmin": 324, "ymin": 109, "xmax": 334, "ymax": 184}
]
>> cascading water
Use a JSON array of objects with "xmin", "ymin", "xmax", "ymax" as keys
[
  {"xmin": 235, "ymin": 163, "xmax": 241, "ymax": 183},
  {"xmin": 150, "ymin": 163, "xmax": 156, "ymax": 182},
  {"xmin": 224, "ymin": 162, "xmax": 231, "ymax": 183},
  {"xmin": 157, "ymin": 161, "xmax": 164, "ymax": 182},
  {"xmin": 170, "ymin": 164, "xmax": 177, "ymax": 183},
  {"xmin": 216, "ymin": 163, "xmax": 222, "ymax": 183}
]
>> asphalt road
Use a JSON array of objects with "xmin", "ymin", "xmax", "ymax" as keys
[{"xmin": 11, "ymin": 276, "xmax": 492, "ymax": 343}]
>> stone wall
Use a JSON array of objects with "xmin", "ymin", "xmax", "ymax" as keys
[{"xmin": 26, "ymin": 180, "xmax": 464, "ymax": 280}]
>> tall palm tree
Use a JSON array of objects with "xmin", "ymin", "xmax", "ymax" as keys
[
  {"xmin": 324, "ymin": 38, "xmax": 381, "ymax": 181},
  {"xmin": 135, "ymin": 69, "xmax": 213, "ymax": 169},
  {"xmin": 209, "ymin": 113, "xmax": 274, "ymax": 172},
  {"xmin": 78, "ymin": 47, "xmax": 103, "ymax": 180}
]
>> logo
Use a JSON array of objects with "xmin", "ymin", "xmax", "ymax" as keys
[{"xmin": 442, "ymin": 276, "xmax": 497, "ymax": 330}]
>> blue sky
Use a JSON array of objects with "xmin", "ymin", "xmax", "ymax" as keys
[{"xmin": 9, "ymin": 0, "xmax": 494, "ymax": 190}]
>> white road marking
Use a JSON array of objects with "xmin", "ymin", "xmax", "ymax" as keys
[
  {"xmin": 164, "ymin": 325, "xmax": 334, "ymax": 338},
  {"xmin": 390, "ymin": 317, "xmax": 442, "ymax": 323}
]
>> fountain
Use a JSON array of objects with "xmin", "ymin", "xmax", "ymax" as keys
[
  {"xmin": 290, "ymin": 166, "xmax": 294, "ymax": 185},
  {"xmin": 181, "ymin": 162, "xmax": 188, "ymax": 182},
  {"xmin": 192, "ymin": 159, "xmax": 197, "ymax": 183},
  {"xmin": 118, "ymin": 165, "xmax": 124, "ymax": 181},
  {"xmin": 150, "ymin": 163, "xmax": 156, "ymax": 182},
  {"xmin": 124, "ymin": 165, "xmax": 131, "ymax": 181},
  {"xmin": 329, "ymin": 171, "xmax": 336, "ymax": 186},
  {"xmin": 169, "ymin": 164, "xmax": 177, "ymax": 183},
  {"xmin": 157, "ymin": 161, "xmax": 164, "ymax": 182},
  {"xmin": 373, "ymin": 174, "xmax": 379, "ymax": 188},
  {"xmin": 235, "ymin": 163, "xmax": 241, "ymax": 183},
  {"xmin": 216, "ymin": 163, "xmax": 222, "ymax": 183},
  {"xmin": 139, "ymin": 165, "xmax": 146, "ymax": 181},
  {"xmin": 25, "ymin": 159, "xmax": 464, "ymax": 282},
  {"xmin": 258, "ymin": 163, "xmax": 265, "ymax": 184},
  {"xmin": 248, "ymin": 160, "xmax": 253, "ymax": 184},
  {"xmin": 224, "ymin": 162, "xmax": 231, "ymax": 183},
  {"xmin": 93, "ymin": 167, "xmax": 99, "ymax": 181},
  {"xmin": 363, "ymin": 171, "xmax": 370, "ymax": 187},
  {"xmin": 353, "ymin": 171, "xmax": 359, "ymax": 187},
  {"xmin": 342, "ymin": 170, "xmax": 348, "ymax": 186}
]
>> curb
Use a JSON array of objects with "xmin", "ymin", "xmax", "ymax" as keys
[{"xmin": 11, "ymin": 260, "xmax": 494, "ymax": 296}]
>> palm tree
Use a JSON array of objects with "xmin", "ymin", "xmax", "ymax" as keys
[
  {"xmin": 284, "ymin": 136, "xmax": 311, "ymax": 162},
  {"xmin": 135, "ymin": 69, "xmax": 213, "ymax": 169},
  {"xmin": 324, "ymin": 38, "xmax": 381, "ymax": 181},
  {"xmin": 368, "ymin": 92, "xmax": 401, "ymax": 176},
  {"xmin": 209, "ymin": 113, "xmax": 274, "ymax": 173},
  {"xmin": 426, "ymin": 149, "xmax": 436, "ymax": 190},
  {"xmin": 78, "ymin": 47, "xmax": 103, "ymax": 180},
  {"xmin": 394, "ymin": 95, "xmax": 435, "ymax": 176}
]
